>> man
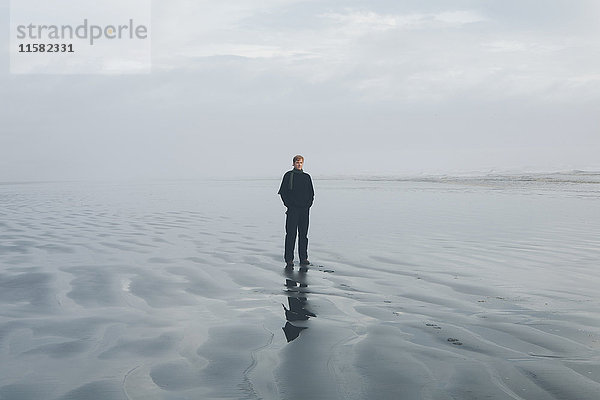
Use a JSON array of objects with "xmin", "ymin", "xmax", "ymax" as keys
[{"xmin": 278, "ymin": 155, "xmax": 314, "ymax": 269}]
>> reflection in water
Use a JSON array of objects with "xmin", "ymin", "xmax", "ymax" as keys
[
  {"xmin": 282, "ymin": 322, "xmax": 307, "ymax": 342},
  {"xmin": 282, "ymin": 266, "xmax": 316, "ymax": 342}
]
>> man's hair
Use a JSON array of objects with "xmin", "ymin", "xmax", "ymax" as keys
[{"xmin": 293, "ymin": 155, "xmax": 304, "ymax": 163}]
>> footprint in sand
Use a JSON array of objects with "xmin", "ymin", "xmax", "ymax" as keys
[
  {"xmin": 316, "ymin": 265, "xmax": 335, "ymax": 273},
  {"xmin": 425, "ymin": 323, "xmax": 442, "ymax": 330}
]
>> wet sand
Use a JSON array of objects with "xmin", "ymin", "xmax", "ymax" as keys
[{"xmin": 1, "ymin": 175, "xmax": 600, "ymax": 399}]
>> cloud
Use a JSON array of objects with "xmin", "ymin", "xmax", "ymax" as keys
[
  {"xmin": 319, "ymin": 9, "xmax": 487, "ymax": 33},
  {"xmin": 484, "ymin": 40, "xmax": 565, "ymax": 53},
  {"xmin": 1, "ymin": 1, "xmax": 599, "ymax": 180},
  {"xmin": 151, "ymin": 6, "xmax": 487, "ymax": 66}
]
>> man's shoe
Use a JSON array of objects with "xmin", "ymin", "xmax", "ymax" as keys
[
  {"xmin": 299, "ymin": 259, "xmax": 310, "ymax": 266},
  {"xmin": 285, "ymin": 260, "xmax": 294, "ymax": 268}
]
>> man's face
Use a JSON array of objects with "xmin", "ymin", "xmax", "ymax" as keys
[{"xmin": 293, "ymin": 158, "xmax": 304, "ymax": 170}]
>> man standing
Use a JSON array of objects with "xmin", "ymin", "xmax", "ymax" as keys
[{"xmin": 278, "ymin": 155, "xmax": 314, "ymax": 268}]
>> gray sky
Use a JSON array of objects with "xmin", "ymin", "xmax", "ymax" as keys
[{"xmin": 1, "ymin": 0, "xmax": 599, "ymax": 180}]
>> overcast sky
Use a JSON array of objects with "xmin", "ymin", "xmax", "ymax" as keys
[{"xmin": 1, "ymin": 0, "xmax": 599, "ymax": 181}]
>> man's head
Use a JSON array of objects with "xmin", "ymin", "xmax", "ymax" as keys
[{"xmin": 293, "ymin": 155, "xmax": 304, "ymax": 170}]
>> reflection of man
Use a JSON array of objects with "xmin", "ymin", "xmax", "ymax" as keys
[{"xmin": 278, "ymin": 155, "xmax": 314, "ymax": 268}]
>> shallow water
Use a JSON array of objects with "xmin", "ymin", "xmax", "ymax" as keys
[{"xmin": 1, "ymin": 174, "xmax": 599, "ymax": 399}]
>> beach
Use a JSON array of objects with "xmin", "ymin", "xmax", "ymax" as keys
[{"xmin": 1, "ymin": 173, "xmax": 599, "ymax": 399}]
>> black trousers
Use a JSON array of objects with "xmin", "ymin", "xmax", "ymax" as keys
[{"xmin": 284, "ymin": 206, "xmax": 309, "ymax": 262}]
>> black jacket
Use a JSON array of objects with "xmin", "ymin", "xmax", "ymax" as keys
[{"xmin": 278, "ymin": 169, "xmax": 314, "ymax": 208}]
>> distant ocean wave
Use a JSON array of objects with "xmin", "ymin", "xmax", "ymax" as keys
[{"xmin": 353, "ymin": 170, "xmax": 600, "ymax": 185}]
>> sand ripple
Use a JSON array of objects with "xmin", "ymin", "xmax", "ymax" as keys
[{"xmin": 1, "ymin": 178, "xmax": 599, "ymax": 399}]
